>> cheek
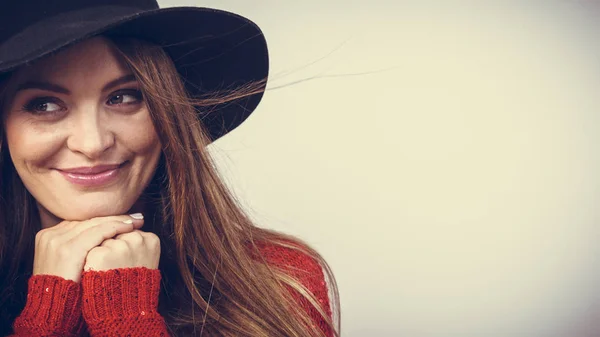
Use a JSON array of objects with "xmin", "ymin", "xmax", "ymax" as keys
[
  {"xmin": 4, "ymin": 117, "xmax": 63, "ymax": 169},
  {"xmin": 118, "ymin": 113, "xmax": 161, "ymax": 154}
]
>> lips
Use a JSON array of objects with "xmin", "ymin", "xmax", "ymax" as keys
[
  {"xmin": 59, "ymin": 164, "xmax": 123, "ymax": 174},
  {"xmin": 56, "ymin": 162, "xmax": 126, "ymax": 187}
]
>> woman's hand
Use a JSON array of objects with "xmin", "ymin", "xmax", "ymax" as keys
[
  {"xmin": 33, "ymin": 215, "xmax": 144, "ymax": 283},
  {"xmin": 83, "ymin": 229, "xmax": 161, "ymax": 271}
]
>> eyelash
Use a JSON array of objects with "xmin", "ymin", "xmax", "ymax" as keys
[{"xmin": 20, "ymin": 89, "xmax": 144, "ymax": 115}]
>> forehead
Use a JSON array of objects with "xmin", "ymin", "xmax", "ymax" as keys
[{"xmin": 11, "ymin": 36, "xmax": 130, "ymax": 84}]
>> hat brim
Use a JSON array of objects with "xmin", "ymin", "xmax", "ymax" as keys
[{"xmin": 0, "ymin": 6, "xmax": 269, "ymax": 142}]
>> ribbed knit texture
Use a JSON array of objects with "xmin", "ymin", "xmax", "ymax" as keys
[
  {"xmin": 81, "ymin": 267, "xmax": 169, "ymax": 336},
  {"xmin": 11, "ymin": 275, "xmax": 85, "ymax": 336},
  {"xmin": 257, "ymin": 242, "xmax": 334, "ymax": 337},
  {"xmin": 9, "ymin": 244, "xmax": 334, "ymax": 336}
]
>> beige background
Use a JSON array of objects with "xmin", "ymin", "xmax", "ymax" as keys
[{"xmin": 161, "ymin": 1, "xmax": 600, "ymax": 336}]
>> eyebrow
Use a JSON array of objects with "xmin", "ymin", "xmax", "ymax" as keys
[
  {"xmin": 15, "ymin": 73, "xmax": 137, "ymax": 95},
  {"xmin": 102, "ymin": 74, "xmax": 137, "ymax": 92}
]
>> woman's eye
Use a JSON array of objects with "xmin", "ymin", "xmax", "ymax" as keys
[
  {"xmin": 108, "ymin": 90, "xmax": 143, "ymax": 106},
  {"xmin": 22, "ymin": 99, "xmax": 63, "ymax": 114}
]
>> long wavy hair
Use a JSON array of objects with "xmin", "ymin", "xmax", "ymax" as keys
[{"xmin": 0, "ymin": 36, "xmax": 340, "ymax": 336}]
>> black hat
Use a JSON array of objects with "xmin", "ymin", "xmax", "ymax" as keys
[{"xmin": 0, "ymin": 0, "xmax": 269, "ymax": 142}]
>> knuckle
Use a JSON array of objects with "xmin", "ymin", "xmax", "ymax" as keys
[
  {"xmin": 34, "ymin": 230, "xmax": 46, "ymax": 243},
  {"xmin": 101, "ymin": 246, "xmax": 111, "ymax": 253},
  {"xmin": 56, "ymin": 245, "xmax": 72, "ymax": 259},
  {"xmin": 127, "ymin": 232, "xmax": 144, "ymax": 244},
  {"xmin": 100, "ymin": 238, "xmax": 114, "ymax": 247},
  {"xmin": 143, "ymin": 233, "xmax": 161, "ymax": 248},
  {"xmin": 106, "ymin": 235, "xmax": 129, "ymax": 249},
  {"xmin": 47, "ymin": 237, "xmax": 62, "ymax": 249},
  {"xmin": 113, "ymin": 239, "xmax": 130, "ymax": 251},
  {"xmin": 89, "ymin": 246, "xmax": 109, "ymax": 257},
  {"xmin": 146, "ymin": 233, "xmax": 160, "ymax": 244}
]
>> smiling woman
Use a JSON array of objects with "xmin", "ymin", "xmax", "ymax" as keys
[
  {"xmin": 0, "ymin": 1, "xmax": 339, "ymax": 337},
  {"xmin": 4, "ymin": 38, "xmax": 162, "ymax": 225}
]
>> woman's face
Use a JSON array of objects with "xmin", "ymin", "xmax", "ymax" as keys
[{"xmin": 2, "ymin": 36, "xmax": 162, "ymax": 227}]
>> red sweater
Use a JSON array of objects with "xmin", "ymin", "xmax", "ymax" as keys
[{"xmin": 9, "ymin": 244, "xmax": 333, "ymax": 336}]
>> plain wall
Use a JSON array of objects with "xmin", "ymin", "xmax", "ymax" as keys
[{"xmin": 161, "ymin": 1, "xmax": 600, "ymax": 336}]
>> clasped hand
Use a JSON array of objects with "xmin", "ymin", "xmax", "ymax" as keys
[{"xmin": 32, "ymin": 214, "xmax": 160, "ymax": 283}]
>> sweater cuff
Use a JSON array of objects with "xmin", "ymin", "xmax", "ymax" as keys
[
  {"xmin": 81, "ymin": 267, "xmax": 162, "ymax": 323},
  {"xmin": 14, "ymin": 275, "xmax": 84, "ymax": 334}
]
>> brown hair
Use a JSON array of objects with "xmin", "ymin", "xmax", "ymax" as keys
[{"xmin": 0, "ymin": 37, "xmax": 340, "ymax": 336}]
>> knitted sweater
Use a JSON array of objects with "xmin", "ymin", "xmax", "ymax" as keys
[{"xmin": 8, "ymin": 244, "xmax": 333, "ymax": 336}]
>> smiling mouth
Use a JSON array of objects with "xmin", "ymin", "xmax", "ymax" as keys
[{"xmin": 56, "ymin": 162, "xmax": 127, "ymax": 187}]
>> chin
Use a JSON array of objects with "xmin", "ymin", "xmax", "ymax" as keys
[{"xmin": 51, "ymin": 198, "xmax": 136, "ymax": 221}]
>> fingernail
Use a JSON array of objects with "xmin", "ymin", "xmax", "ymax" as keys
[
  {"xmin": 129, "ymin": 213, "xmax": 144, "ymax": 220},
  {"xmin": 123, "ymin": 219, "xmax": 134, "ymax": 224}
]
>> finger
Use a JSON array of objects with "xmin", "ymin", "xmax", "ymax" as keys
[
  {"xmin": 68, "ymin": 214, "xmax": 143, "ymax": 230},
  {"xmin": 100, "ymin": 238, "xmax": 129, "ymax": 252},
  {"xmin": 60, "ymin": 215, "xmax": 144, "ymax": 241},
  {"xmin": 100, "ymin": 238, "xmax": 117, "ymax": 247},
  {"xmin": 138, "ymin": 230, "xmax": 160, "ymax": 243},
  {"xmin": 115, "ymin": 230, "xmax": 145, "ymax": 246},
  {"xmin": 55, "ymin": 215, "xmax": 136, "ymax": 230},
  {"xmin": 68, "ymin": 220, "xmax": 142, "ymax": 254},
  {"xmin": 83, "ymin": 246, "xmax": 110, "ymax": 271},
  {"xmin": 139, "ymin": 231, "xmax": 161, "ymax": 250}
]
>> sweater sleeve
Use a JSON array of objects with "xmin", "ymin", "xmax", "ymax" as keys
[
  {"xmin": 10, "ymin": 275, "xmax": 85, "ymax": 337},
  {"xmin": 257, "ymin": 243, "xmax": 335, "ymax": 337},
  {"xmin": 81, "ymin": 267, "xmax": 170, "ymax": 337}
]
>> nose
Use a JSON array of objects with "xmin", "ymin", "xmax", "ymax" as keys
[{"xmin": 66, "ymin": 110, "xmax": 115, "ymax": 158}]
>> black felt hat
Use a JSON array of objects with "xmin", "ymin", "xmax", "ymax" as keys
[{"xmin": 0, "ymin": 0, "xmax": 269, "ymax": 142}]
